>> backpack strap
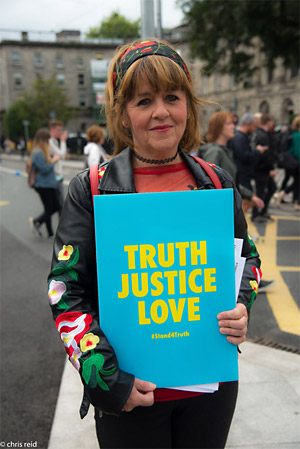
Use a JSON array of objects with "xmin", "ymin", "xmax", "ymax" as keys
[
  {"xmin": 191, "ymin": 155, "xmax": 222, "ymax": 189},
  {"xmin": 90, "ymin": 165, "xmax": 100, "ymax": 202}
]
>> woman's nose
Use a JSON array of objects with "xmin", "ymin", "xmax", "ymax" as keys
[{"xmin": 152, "ymin": 99, "xmax": 169, "ymax": 119}]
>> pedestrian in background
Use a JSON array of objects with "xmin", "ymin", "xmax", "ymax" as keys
[
  {"xmin": 83, "ymin": 125, "xmax": 107, "ymax": 168},
  {"xmin": 252, "ymin": 113, "xmax": 277, "ymax": 222},
  {"xmin": 228, "ymin": 113, "xmax": 268, "ymax": 194},
  {"xmin": 49, "ymin": 120, "xmax": 68, "ymax": 214},
  {"xmin": 48, "ymin": 39, "xmax": 261, "ymax": 449},
  {"xmin": 28, "ymin": 128, "xmax": 60, "ymax": 239},
  {"xmin": 277, "ymin": 115, "xmax": 300, "ymax": 210}
]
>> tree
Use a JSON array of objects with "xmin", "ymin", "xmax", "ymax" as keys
[
  {"xmin": 87, "ymin": 11, "xmax": 140, "ymax": 40},
  {"xmin": 177, "ymin": 0, "xmax": 300, "ymax": 83},
  {"xmin": 4, "ymin": 76, "xmax": 74, "ymax": 139}
]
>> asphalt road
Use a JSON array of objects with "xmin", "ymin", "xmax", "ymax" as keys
[{"xmin": 0, "ymin": 155, "xmax": 299, "ymax": 448}]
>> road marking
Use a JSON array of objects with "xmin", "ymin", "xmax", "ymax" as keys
[
  {"xmin": 248, "ymin": 217, "xmax": 300, "ymax": 336},
  {"xmin": 0, "ymin": 201, "xmax": 10, "ymax": 206}
]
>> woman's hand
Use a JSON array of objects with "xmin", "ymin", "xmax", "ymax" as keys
[
  {"xmin": 217, "ymin": 303, "xmax": 248, "ymax": 345},
  {"xmin": 122, "ymin": 378, "xmax": 156, "ymax": 412}
]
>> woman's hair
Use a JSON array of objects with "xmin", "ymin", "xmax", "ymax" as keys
[
  {"xmin": 86, "ymin": 125, "xmax": 104, "ymax": 143},
  {"xmin": 105, "ymin": 39, "xmax": 206, "ymax": 155},
  {"xmin": 32, "ymin": 128, "xmax": 51, "ymax": 163},
  {"xmin": 291, "ymin": 115, "xmax": 300, "ymax": 132},
  {"xmin": 206, "ymin": 111, "xmax": 234, "ymax": 143}
]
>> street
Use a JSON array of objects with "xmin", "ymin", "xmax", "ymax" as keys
[{"xmin": 0, "ymin": 155, "xmax": 299, "ymax": 448}]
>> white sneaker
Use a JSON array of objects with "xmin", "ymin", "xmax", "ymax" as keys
[{"xmin": 29, "ymin": 217, "xmax": 43, "ymax": 237}]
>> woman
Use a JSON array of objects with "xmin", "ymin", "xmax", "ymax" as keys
[
  {"xmin": 199, "ymin": 111, "xmax": 264, "ymax": 213},
  {"xmin": 84, "ymin": 124, "xmax": 107, "ymax": 168},
  {"xmin": 28, "ymin": 128, "xmax": 60, "ymax": 238},
  {"xmin": 48, "ymin": 40, "xmax": 261, "ymax": 448},
  {"xmin": 277, "ymin": 116, "xmax": 300, "ymax": 211}
]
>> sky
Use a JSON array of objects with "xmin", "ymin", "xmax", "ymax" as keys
[{"xmin": 0, "ymin": 0, "xmax": 184, "ymax": 40}]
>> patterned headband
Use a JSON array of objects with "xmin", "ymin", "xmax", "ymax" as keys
[{"xmin": 113, "ymin": 40, "xmax": 190, "ymax": 94}]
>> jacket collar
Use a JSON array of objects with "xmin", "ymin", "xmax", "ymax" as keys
[{"xmin": 99, "ymin": 147, "xmax": 216, "ymax": 193}]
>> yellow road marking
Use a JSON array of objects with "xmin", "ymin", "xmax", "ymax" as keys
[
  {"xmin": 248, "ymin": 217, "xmax": 300, "ymax": 336},
  {"xmin": 0, "ymin": 201, "xmax": 10, "ymax": 206}
]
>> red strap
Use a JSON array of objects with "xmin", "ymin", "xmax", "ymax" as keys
[
  {"xmin": 90, "ymin": 165, "xmax": 100, "ymax": 201},
  {"xmin": 191, "ymin": 156, "xmax": 222, "ymax": 189}
]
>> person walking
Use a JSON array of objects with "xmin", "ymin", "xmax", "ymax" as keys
[
  {"xmin": 28, "ymin": 128, "xmax": 60, "ymax": 239},
  {"xmin": 252, "ymin": 114, "xmax": 277, "ymax": 222},
  {"xmin": 228, "ymin": 113, "xmax": 268, "ymax": 194},
  {"xmin": 48, "ymin": 39, "xmax": 261, "ymax": 449},
  {"xmin": 49, "ymin": 120, "xmax": 68, "ymax": 214},
  {"xmin": 83, "ymin": 125, "xmax": 107, "ymax": 168},
  {"xmin": 277, "ymin": 116, "xmax": 300, "ymax": 211}
]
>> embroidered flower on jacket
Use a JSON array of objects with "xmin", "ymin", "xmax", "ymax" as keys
[
  {"xmin": 48, "ymin": 280, "xmax": 67, "ymax": 305},
  {"xmin": 80, "ymin": 333, "xmax": 100, "ymax": 353},
  {"xmin": 70, "ymin": 347, "xmax": 82, "ymax": 371},
  {"xmin": 58, "ymin": 245, "xmax": 74, "ymax": 261},
  {"xmin": 98, "ymin": 167, "xmax": 106, "ymax": 179},
  {"xmin": 55, "ymin": 312, "xmax": 93, "ymax": 357},
  {"xmin": 250, "ymin": 280, "xmax": 258, "ymax": 293}
]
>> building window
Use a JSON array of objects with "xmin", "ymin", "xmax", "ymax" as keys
[
  {"xmin": 77, "ymin": 57, "xmax": 84, "ymax": 68},
  {"xmin": 291, "ymin": 66, "xmax": 299, "ymax": 78},
  {"xmin": 56, "ymin": 73, "xmax": 65, "ymax": 85},
  {"xmin": 34, "ymin": 53, "xmax": 43, "ymax": 66},
  {"xmin": 79, "ymin": 94, "xmax": 86, "ymax": 107},
  {"xmin": 201, "ymin": 76, "xmax": 208, "ymax": 95},
  {"xmin": 230, "ymin": 74, "xmax": 237, "ymax": 90},
  {"xmin": 267, "ymin": 67, "xmax": 273, "ymax": 83},
  {"xmin": 14, "ymin": 73, "xmax": 23, "ymax": 86},
  {"xmin": 56, "ymin": 56, "xmax": 64, "ymax": 68},
  {"xmin": 78, "ymin": 73, "xmax": 85, "ymax": 86},
  {"xmin": 214, "ymin": 73, "xmax": 222, "ymax": 92},
  {"xmin": 12, "ymin": 52, "xmax": 21, "ymax": 65},
  {"xmin": 259, "ymin": 101, "xmax": 270, "ymax": 114}
]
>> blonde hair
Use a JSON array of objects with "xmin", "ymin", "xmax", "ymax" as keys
[
  {"xmin": 86, "ymin": 125, "xmax": 104, "ymax": 143},
  {"xmin": 291, "ymin": 115, "xmax": 300, "ymax": 132},
  {"xmin": 206, "ymin": 111, "xmax": 234, "ymax": 142},
  {"xmin": 32, "ymin": 128, "xmax": 51, "ymax": 164},
  {"xmin": 105, "ymin": 40, "xmax": 207, "ymax": 155}
]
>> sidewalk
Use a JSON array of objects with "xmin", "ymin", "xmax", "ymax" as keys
[{"xmin": 48, "ymin": 341, "xmax": 300, "ymax": 449}]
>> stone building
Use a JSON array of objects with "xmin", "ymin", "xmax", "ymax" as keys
[{"xmin": 0, "ymin": 30, "xmax": 122, "ymax": 137}]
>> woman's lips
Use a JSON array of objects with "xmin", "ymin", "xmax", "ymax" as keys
[{"xmin": 150, "ymin": 125, "xmax": 172, "ymax": 132}]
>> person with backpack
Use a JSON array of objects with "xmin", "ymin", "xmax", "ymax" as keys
[{"xmin": 47, "ymin": 39, "xmax": 261, "ymax": 449}]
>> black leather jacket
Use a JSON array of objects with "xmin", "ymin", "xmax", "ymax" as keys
[{"xmin": 48, "ymin": 148, "xmax": 261, "ymax": 417}]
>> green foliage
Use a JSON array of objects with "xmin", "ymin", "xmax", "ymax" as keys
[
  {"xmin": 4, "ymin": 76, "xmax": 75, "ymax": 139},
  {"xmin": 87, "ymin": 10, "xmax": 140, "ymax": 39},
  {"xmin": 177, "ymin": 0, "xmax": 300, "ymax": 82}
]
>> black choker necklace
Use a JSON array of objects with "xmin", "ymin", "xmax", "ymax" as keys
[{"xmin": 131, "ymin": 149, "xmax": 179, "ymax": 165}]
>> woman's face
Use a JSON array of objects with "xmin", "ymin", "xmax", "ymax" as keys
[
  {"xmin": 220, "ymin": 118, "xmax": 235, "ymax": 142},
  {"xmin": 125, "ymin": 80, "xmax": 188, "ymax": 159}
]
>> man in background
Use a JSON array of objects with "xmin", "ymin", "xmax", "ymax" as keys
[
  {"xmin": 49, "ymin": 120, "xmax": 68, "ymax": 214},
  {"xmin": 252, "ymin": 113, "xmax": 277, "ymax": 223}
]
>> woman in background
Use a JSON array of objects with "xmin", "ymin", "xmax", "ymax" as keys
[
  {"xmin": 84, "ymin": 125, "xmax": 107, "ymax": 168},
  {"xmin": 28, "ymin": 128, "xmax": 60, "ymax": 238}
]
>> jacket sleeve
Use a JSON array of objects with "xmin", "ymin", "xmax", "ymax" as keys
[
  {"xmin": 47, "ymin": 171, "xmax": 134, "ymax": 417},
  {"xmin": 33, "ymin": 151, "xmax": 54, "ymax": 174}
]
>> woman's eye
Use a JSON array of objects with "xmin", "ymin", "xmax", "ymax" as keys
[
  {"xmin": 167, "ymin": 94, "xmax": 179, "ymax": 102},
  {"xmin": 138, "ymin": 98, "xmax": 150, "ymax": 106}
]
